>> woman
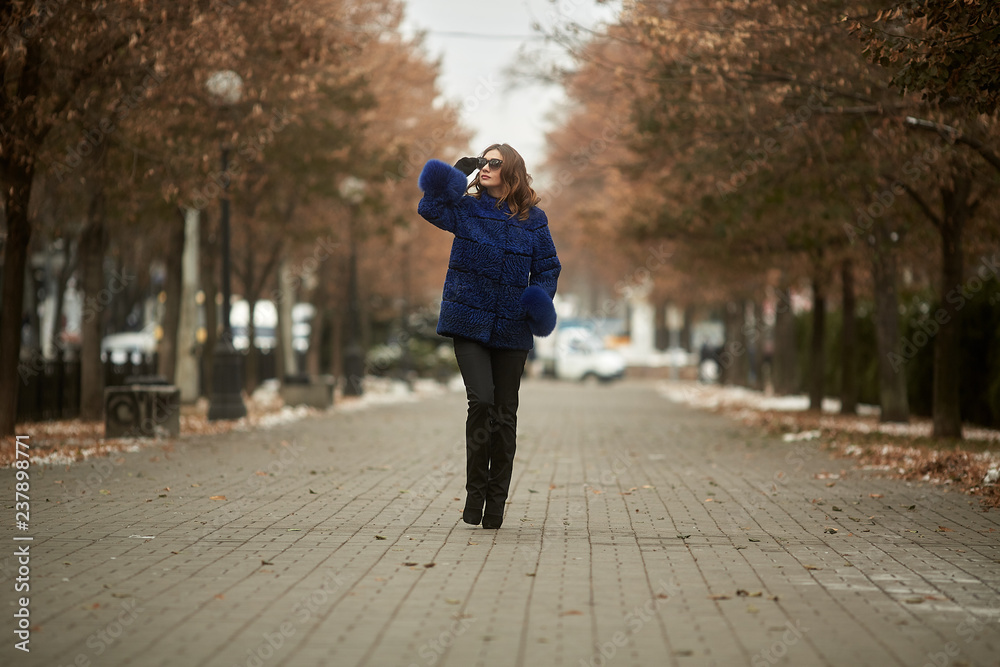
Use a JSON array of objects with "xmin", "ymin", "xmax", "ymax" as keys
[{"xmin": 417, "ymin": 143, "xmax": 561, "ymax": 529}]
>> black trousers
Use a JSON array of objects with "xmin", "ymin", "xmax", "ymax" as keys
[{"xmin": 452, "ymin": 337, "xmax": 529, "ymax": 518}]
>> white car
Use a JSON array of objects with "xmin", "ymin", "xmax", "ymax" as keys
[{"xmin": 553, "ymin": 327, "xmax": 626, "ymax": 383}]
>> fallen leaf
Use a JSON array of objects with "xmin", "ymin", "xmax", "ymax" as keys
[
  {"xmin": 937, "ymin": 526, "xmax": 953, "ymax": 532},
  {"xmin": 191, "ymin": 483, "xmax": 201, "ymax": 487},
  {"xmin": 210, "ymin": 495, "xmax": 226, "ymax": 500},
  {"xmin": 677, "ymin": 534, "xmax": 691, "ymax": 539},
  {"xmin": 736, "ymin": 590, "xmax": 762, "ymax": 597},
  {"xmin": 261, "ymin": 560, "xmax": 274, "ymax": 566},
  {"xmin": 375, "ymin": 535, "xmax": 387, "ymax": 540},
  {"xmin": 404, "ymin": 562, "xmax": 418, "ymax": 566},
  {"xmin": 904, "ymin": 597, "xmax": 924, "ymax": 604},
  {"xmin": 215, "ymin": 594, "xmax": 224, "ymax": 600},
  {"xmin": 832, "ymin": 506, "xmax": 843, "ymax": 512},
  {"xmin": 99, "ymin": 489, "xmax": 111, "ymax": 495},
  {"xmin": 825, "ymin": 482, "xmax": 836, "ymax": 487},
  {"xmin": 748, "ymin": 538, "xmax": 761, "ymax": 543},
  {"xmin": 708, "ymin": 594, "xmax": 731, "ymax": 600},
  {"xmin": 825, "ymin": 528, "xmax": 838, "ymax": 534},
  {"xmin": 528, "ymin": 489, "xmax": 539, "ymax": 493},
  {"xmin": 705, "ymin": 498, "xmax": 714, "ymax": 502},
  {"xmin": 423, "ymin": 563, "xmax": 436, "ymax": 568},
  {"xmin": 309, "ymin": 489, "xmax": 318, "ymax": 494},
  {"xmin": 445, "ymin": 598, "xmax": 461, "ymax": 604},
  {"xmin": 869, "ymin": 493, "xmax": 884, "ymax": 499},
  {"xmin": 560, "ymin": 610, "xmax": 584, "ymax": 616},
  {"xmin": 804, "ymin": 565, "xmax": 821, "ymax": 571}
]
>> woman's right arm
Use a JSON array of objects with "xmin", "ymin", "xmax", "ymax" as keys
[{"xmin": 417, "ymin": 159, "xmax": 468, "ymax": 234}]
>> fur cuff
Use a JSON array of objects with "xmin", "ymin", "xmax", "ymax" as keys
[
  {"xmin": 418, "ymin": 159, "xmax": 468, "ymax": 202},
  {"xmin": 521, "ymin": 286, "xmax": 557, "ymax": 337}
]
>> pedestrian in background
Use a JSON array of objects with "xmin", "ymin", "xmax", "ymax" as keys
[{"xmin": 417, "ymin": 143, "xmax": 561, "ymax": 529}]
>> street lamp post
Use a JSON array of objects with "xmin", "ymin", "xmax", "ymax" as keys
[
  {"xmin": 206, "ymin": 70, "xmax": 247, "ymax": 421},
  {"xmin": 339, "ymin": 177, "xmax": 366, "ymax": 397}
]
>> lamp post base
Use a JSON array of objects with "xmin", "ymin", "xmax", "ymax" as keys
[
  {"xmin": 342, "ymin": 344, "xmax": 365, "ymax": 397},
  {"xmin": 208, "ymin": 338, "xmax": 247, "ymax": 421}
]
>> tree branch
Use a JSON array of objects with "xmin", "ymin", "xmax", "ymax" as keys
[
  {"xmin": 905, "ymin": 116, "xmax": 1000, "ymax": 174},
  {"xmin": 893, "ymin": 176, "xmax": 942, "ymax": 229}
]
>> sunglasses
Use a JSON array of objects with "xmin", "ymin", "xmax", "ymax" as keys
[{"xmin": 477, "ymin": 157, "xmax": 503, "ymax": 169}]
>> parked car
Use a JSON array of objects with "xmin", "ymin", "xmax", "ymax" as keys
[
  {"xmin": 552, "ymin": 326, "xmax": 626, "ymax": 383},
  {"xmin": 101, "ymin": 325, "xmax": 157, "ymax": 365}
]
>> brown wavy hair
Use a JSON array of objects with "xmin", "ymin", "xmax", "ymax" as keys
[{"xmin": 469, "ymin": 143, "xmax": 541, "ymax": 221}]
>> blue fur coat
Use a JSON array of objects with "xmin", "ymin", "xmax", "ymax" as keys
[{"xmin": 417, "ymin": 159, "xmax": 561, "ymax": 350}]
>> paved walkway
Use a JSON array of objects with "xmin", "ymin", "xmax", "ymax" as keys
[{"xmin": 3, "ymin": 380, "xmax": 999, "ymax": 667}]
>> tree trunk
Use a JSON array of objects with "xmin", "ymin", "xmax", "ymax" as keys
[
  {"xmin": 79, "ymin": 189, "xmax": 108, "ymax": 422},
  {"xmin": 654, "ymin": 299, "xmax": 668, "ymax": 351},
  {"xmin": 720, "ymin": 300, "xmax": 743, "ymax": 386},
  {"xmin": 0, "ymin": 162, "xmax": 34, "ymax": 437},
  {"xmin": 809, "ymin": 271, "xmax": 826, "ymax": 412},
  {"xmin": 306, "ymin": 268, "xmax": 326, "ymax": 378},
  {"xmin": 245, "ymin": 295, "xmax": 259, "ymax": 395},
  {"xmin": 680, "ymin": 304, "xmax": 694, "ymax": 352},
  {"xmin": 871, "ymin": 219, "xmax": 909, "ymax": 423},
  {"xmin": 839, "ymin": 258, "xmax": 858, "ymax": 415},
  {"xmin": 772, "ymin": 280, "xmax": 798, "ymax": 395},
  {"xmin": 750, "ymin": 300, "xmax": 764, "ymax": 391},
  {"xmin": 932, "ymin": 177, "xmax": 970, "ymax": 439},
  {"xmin": 157, "ymin": 210, "xmax": 186, "ymax": 383},
  {"xmin": 51, "ymin": 239, "xmax": 76, "ymax": 358},
  {"xmin": 23, "ymin": 260, "xmax": 41, "ymax": 358},
  {"xmin": 277, "ymin": 254, "xmax": 297, "ymax": 380},
  {"xmin": 200, "ymin": 213, "xmax": 218, "ymax": 398}
]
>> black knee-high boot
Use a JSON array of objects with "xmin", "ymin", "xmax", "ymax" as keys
[
  {"xmin": 483, "ymin": 399, "xmax": 518, "ymax": 527},
  {"xmin": 463, "ymin": 395, "xmax": 491, "ymax": 524}
]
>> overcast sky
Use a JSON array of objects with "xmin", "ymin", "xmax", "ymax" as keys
[{"xmin": 400, "ymin": 0, "xmax": 619, "ymax": 182}]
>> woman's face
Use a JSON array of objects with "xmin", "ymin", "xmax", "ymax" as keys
[{"xmin": 478, "ymin": 148, "xmax": 504, "ymax": 190}]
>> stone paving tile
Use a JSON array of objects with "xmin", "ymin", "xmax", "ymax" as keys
[{"xmin": 2, "ymin": 379, "xmax": 999, "ymax": 667}]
